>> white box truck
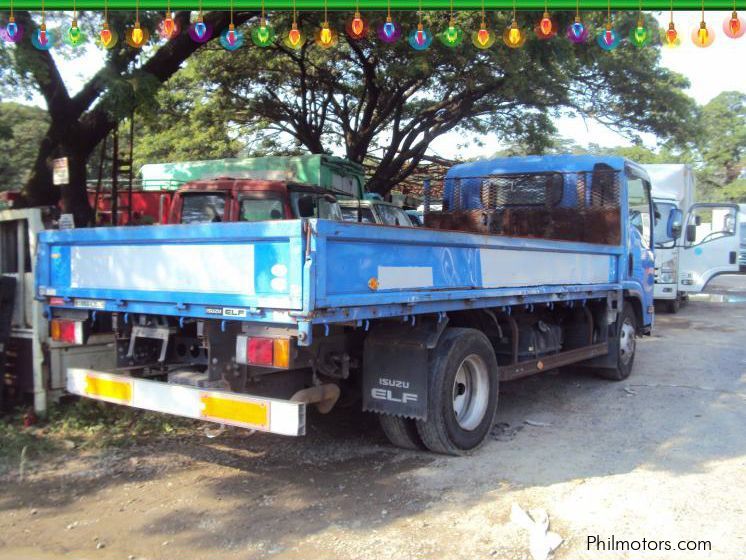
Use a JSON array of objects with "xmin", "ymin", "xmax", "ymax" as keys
[{"xmin": 645, "ymin": 164, "xmax": 740, "ymax": 312}]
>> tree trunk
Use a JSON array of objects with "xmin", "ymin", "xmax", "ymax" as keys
[{"xmin": 59, "ymin": 143, "xmax": 94, "ymax": 226}]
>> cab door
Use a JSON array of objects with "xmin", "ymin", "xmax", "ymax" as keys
[
  {"xmin": 678, "ymin": 203, "xmax": 740, "ymax": 292},
  {"xmin": 625, "ymin": 168, "xmax": 656, "ymax": 327}
]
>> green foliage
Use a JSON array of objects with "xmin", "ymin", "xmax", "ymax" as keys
[
  {"xmin": 695, "ymin": 91, "xmax": 746, "ymax": 201},
  {"xmin": 0, "ymin": 400, "xmax": 197, "ymax": 474},
  {"xmin": 0, "ymin": 102, "xmax": 49, "ymax": 191},
  {"xmin": 133, "ymin": 63, "xmax": 243, "ymax": 168},
  {"xmin": 158, "ymin": 10, "xmax": 697, "ymax": 192}
]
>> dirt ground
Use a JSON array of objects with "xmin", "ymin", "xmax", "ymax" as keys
[{"xmin": 2, "ymin": 276, "xmax": 746, "ymax": 560}]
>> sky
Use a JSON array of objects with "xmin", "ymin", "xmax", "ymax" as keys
[{"xmin": 10, "ymin": 10, "xmax": 746, "ymax": 162}]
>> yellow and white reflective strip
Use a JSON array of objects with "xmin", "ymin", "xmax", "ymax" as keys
[{"xmin": 66, "ymin": 368, "xmax": 306, "ymax": 436}]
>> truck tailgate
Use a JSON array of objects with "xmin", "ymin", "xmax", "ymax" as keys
[{"xmin": 37, "ymin": 221, "xmax": 306, "ymax": 314}]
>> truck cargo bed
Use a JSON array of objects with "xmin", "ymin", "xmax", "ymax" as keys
[{"xmin": 38, "ymin": 219, "xmax": 623, "ymax": 333}]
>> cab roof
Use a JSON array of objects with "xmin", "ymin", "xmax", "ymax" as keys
[{"xmin": 446, "ymin": 155, "xmax": 633, "ymax": 178}]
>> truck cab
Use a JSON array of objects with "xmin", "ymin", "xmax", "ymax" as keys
[
  {"xmin": 645, "ymin": 164, "xmax": 740, "ymax": 312},
  {"xmin": 168, "ymin": 179, "xmax": 343, "ymax": 224}
]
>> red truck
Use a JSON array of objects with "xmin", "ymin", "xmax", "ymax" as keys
[
  {"xmin": 167, "ymin": 178, "xmax": 344, "ymax": 224},
  {"xmin": 90, "ymin": 178, "xmax": 345, "ymax": 226}
]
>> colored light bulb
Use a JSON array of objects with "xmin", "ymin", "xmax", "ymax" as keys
[
  {"xmin": 163, "ymin": 16, "xmax": 175, "ymax": 36},
  {"xmin": 7, "ymin": 20, "xmax": 18, "ymax": 38},
  {"xmin": 503, "ymin": 20, "xmax": 525, "ymax": 48},
  {"xmin": 408, "ymin": 24, "xmax": 432, "ymax": 50},
  {"xmin": 195, "ymin": 20, "xmax": 206, "ymax": 38},
  {"xmin": 723, "ymin": 11, "xmax": 745, "ymax": 38},
  {"xmin": 472, "ymin": 23, "xmax": 494, "ymax": 49},
  {"xmin": 383, "ymin": 21, "xmax": 395, "ymax": 37},
  {"xmin": 446, "ymin": 26, "xmax": 457, "ymax": 42},
  {"xmin": 352, "ymin": 13, "xmax": 364, "ymax": 35},
  {"xmin": 221, "ymin": 24, "xmax": 244, "ymax": 50},
  {"xmin": 597, "ymin": 22, "xmax": 620, "ymax": 50},
  {"xmin": 69, "ymin": 22, "xmax": 80, "ymax": 41},
  {"xmin": 39, "ymin": 27, "xmax": 47, "ymax": 45},
  {"xmin": 692, "ymin": 20, "xmax": 715, "ymax": 47},
  {"xmin": 132, "ymin": 25, "xmax": 143, "ymax": 45},
  {"xmin": 289, "ymin": 25, "xmax": 301, "ymax": 46},
  {"xmin": 477, "ymin": 27, "xmax": 489, "ymax": 45},
  {"xmin": 100, "ymin": 26, "xmax": 112, "ymax": 45},
  {"xmin": 566, "ymin": 16, "xmax": 589, "ymax": 43},
  {"xmin": 540, "ymin": 14, "xmax": 552, "ymax": 36},
  {"xmin": 321, "ymin": 26, "xmax": 331, "ymax": 44},
  {"xmin": 257, "ymin": 25, "xmax": 269, "ymax": 42},
  {"xmin": 666, "ymin": 22, "xmax": 678, "ymax": 44},
  {"xmin": 630, "ymin": 17, "xmax": 649, "ymax": 46}
]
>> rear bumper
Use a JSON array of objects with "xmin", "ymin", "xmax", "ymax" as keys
[{"xmin": 66, "ymin": 368, "xmax": 306, "ymax": 436}]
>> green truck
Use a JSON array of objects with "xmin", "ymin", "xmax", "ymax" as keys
[{"xmin": 140, "ymin": 154, "xmax": 366, "ymax": 199}]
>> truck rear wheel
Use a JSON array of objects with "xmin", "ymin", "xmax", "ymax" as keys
[
  {"xmin": 378, "ymin": 415, "xmax": 426, "ymax": 450},
  {"xmin": 595, "ymin": 304, "xmax": 637, "ymax": 381},
  {"xmin": 665, "ymin": 296, "xmax": 680, "ymax": 314},
  {"xmin": 416, "ymin": 328, "xmax": 499, "ymax": 455}
]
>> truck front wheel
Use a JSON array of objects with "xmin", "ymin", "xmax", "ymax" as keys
[
  {"xmin": 416, "ymin": 328, "xmax": 499, "ymax": 455},
  {"xmin": 595, "ymin": 304, "xmax": 637, "ymax": 381}
]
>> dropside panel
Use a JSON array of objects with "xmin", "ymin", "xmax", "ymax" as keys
[
  {"xmin": 314, "ymin": 221, "xmax": 620, "ymax": 309},
  {"xmin": 37, "ymin": 221, "xmax": 306, "ymax": 313}
]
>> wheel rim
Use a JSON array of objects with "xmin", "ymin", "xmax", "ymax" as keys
[
  {"xmin": 619, "ymin": 317, "xmax": 636, "ymax": 365},
  {"xmin": 451, "ymin": 354, "xmax": 490, "ymax": 431}
]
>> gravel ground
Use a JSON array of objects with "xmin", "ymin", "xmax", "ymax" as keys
[{"xmin": 1, "ymin": 276, "xmax": 745, "ymax": 560}]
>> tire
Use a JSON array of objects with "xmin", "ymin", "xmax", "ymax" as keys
[
  {"xmin": 665, "ymin": 297, "xmax": 680, "ymax": 314},
  {"xmin": 378, "ymin": 415, "xmax": 426, "ymax": 450},
  {"xmin": 595, "ymin": 303, "xmax": 637, "ymax": 381},
  {"xmin": 415, "ymin": 328, "xmax": 499, "ymax": 455}
]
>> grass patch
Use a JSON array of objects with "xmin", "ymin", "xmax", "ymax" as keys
[{"xmin": 0, "ymin": 399, "xmax": 199, "ymax": 476}]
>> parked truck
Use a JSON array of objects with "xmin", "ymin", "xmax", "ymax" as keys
[
  {"xmin": 36, "ymin": 155, "xmax": 654, "ymax": 454},
  {"xmin": 644, "ymin": 164, "xmax": 740, "ymax": 313},
  {"xmin": 92, "ymin": 154, "xmax": 365, "ymax": 226}
]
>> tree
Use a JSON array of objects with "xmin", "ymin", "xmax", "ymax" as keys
[
  {"xmin": 1, "ymin": 9, "xmax": 257, "ymax": 224},
  {"xmin": 132, "ymin": 63, "xmax": 243, "ymax": 169},
  {"xmin": 695, "ymin": 91, "xmax": 746, "ymax": 201},
  {"xmin": 0, "ymin": 102, "xmax": 49, "ymax": 191},
  {"xmin": 177, "ymin": 10, "xmax": 697, "ymax": 195}
]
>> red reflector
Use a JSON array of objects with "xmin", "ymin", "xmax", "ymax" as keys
[
  {"xmin": 247, "ymin": 337, "xmax": 273, "ymax": 366},
  {"xmin": 49, "ymin": 297, "xmax": 65, "ymax": 306}
]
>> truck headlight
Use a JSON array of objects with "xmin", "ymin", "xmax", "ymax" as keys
[{"xmin": 659, "ymin": 270, "xmax": 675, "ymax": 284}]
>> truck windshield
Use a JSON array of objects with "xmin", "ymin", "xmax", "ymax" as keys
[
  {"xmin": 181, "ymin": 193, "xmax": 226, "ymax": 224},
  {"xmin": 341, "ymin": 206, "xmax": 375, "ymax": 223},
  {"xmin": 289, "ymin": 192, "xmax": 343, "ymax": 221},
  {"xmin": 239, "ymin": 196, "xmax": 285, "ymax": 222},
  {"xmin": 654, "ymin": 201, "xmax": 677, "ymax": 247}
]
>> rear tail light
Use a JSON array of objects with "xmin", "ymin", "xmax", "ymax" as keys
[
  {"xmin": 236, "ymin": 336, "xmax": 291, "ymax": 368},
  {"xmin": 50, "ymin": 319, "xmax": 86, "ymax": 344}
]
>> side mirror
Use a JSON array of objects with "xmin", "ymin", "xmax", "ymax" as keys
[
  {"xmin": 323, "ymin": 193, "xmax": 337, "ymax": 203},
  {"xmin": 686, "ymin": 223, "xmax": 697, "ymax": 243},
  {"xmin": 668, "ymin": 209, "xmax": 683, "ymax": 240},
  {"xmin": 297, "ymin": 195, "xmax": 316, "ymax": 218},
  {"xmin": 694, "ymin": 215, "xmax": 702, "ymax": 226}
]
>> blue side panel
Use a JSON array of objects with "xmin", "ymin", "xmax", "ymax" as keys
[{"xmin": 314, "ymin": 220, "xmax": 622, "ymax": 310}]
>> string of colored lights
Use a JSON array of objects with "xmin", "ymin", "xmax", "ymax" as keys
[
  {"xmin": 0, "ymin": 0, "xmax": 742, "ymax": 7},
  {"xmin": 1, "ymin": 1, "xmax": 743, "ymax": 48}
]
